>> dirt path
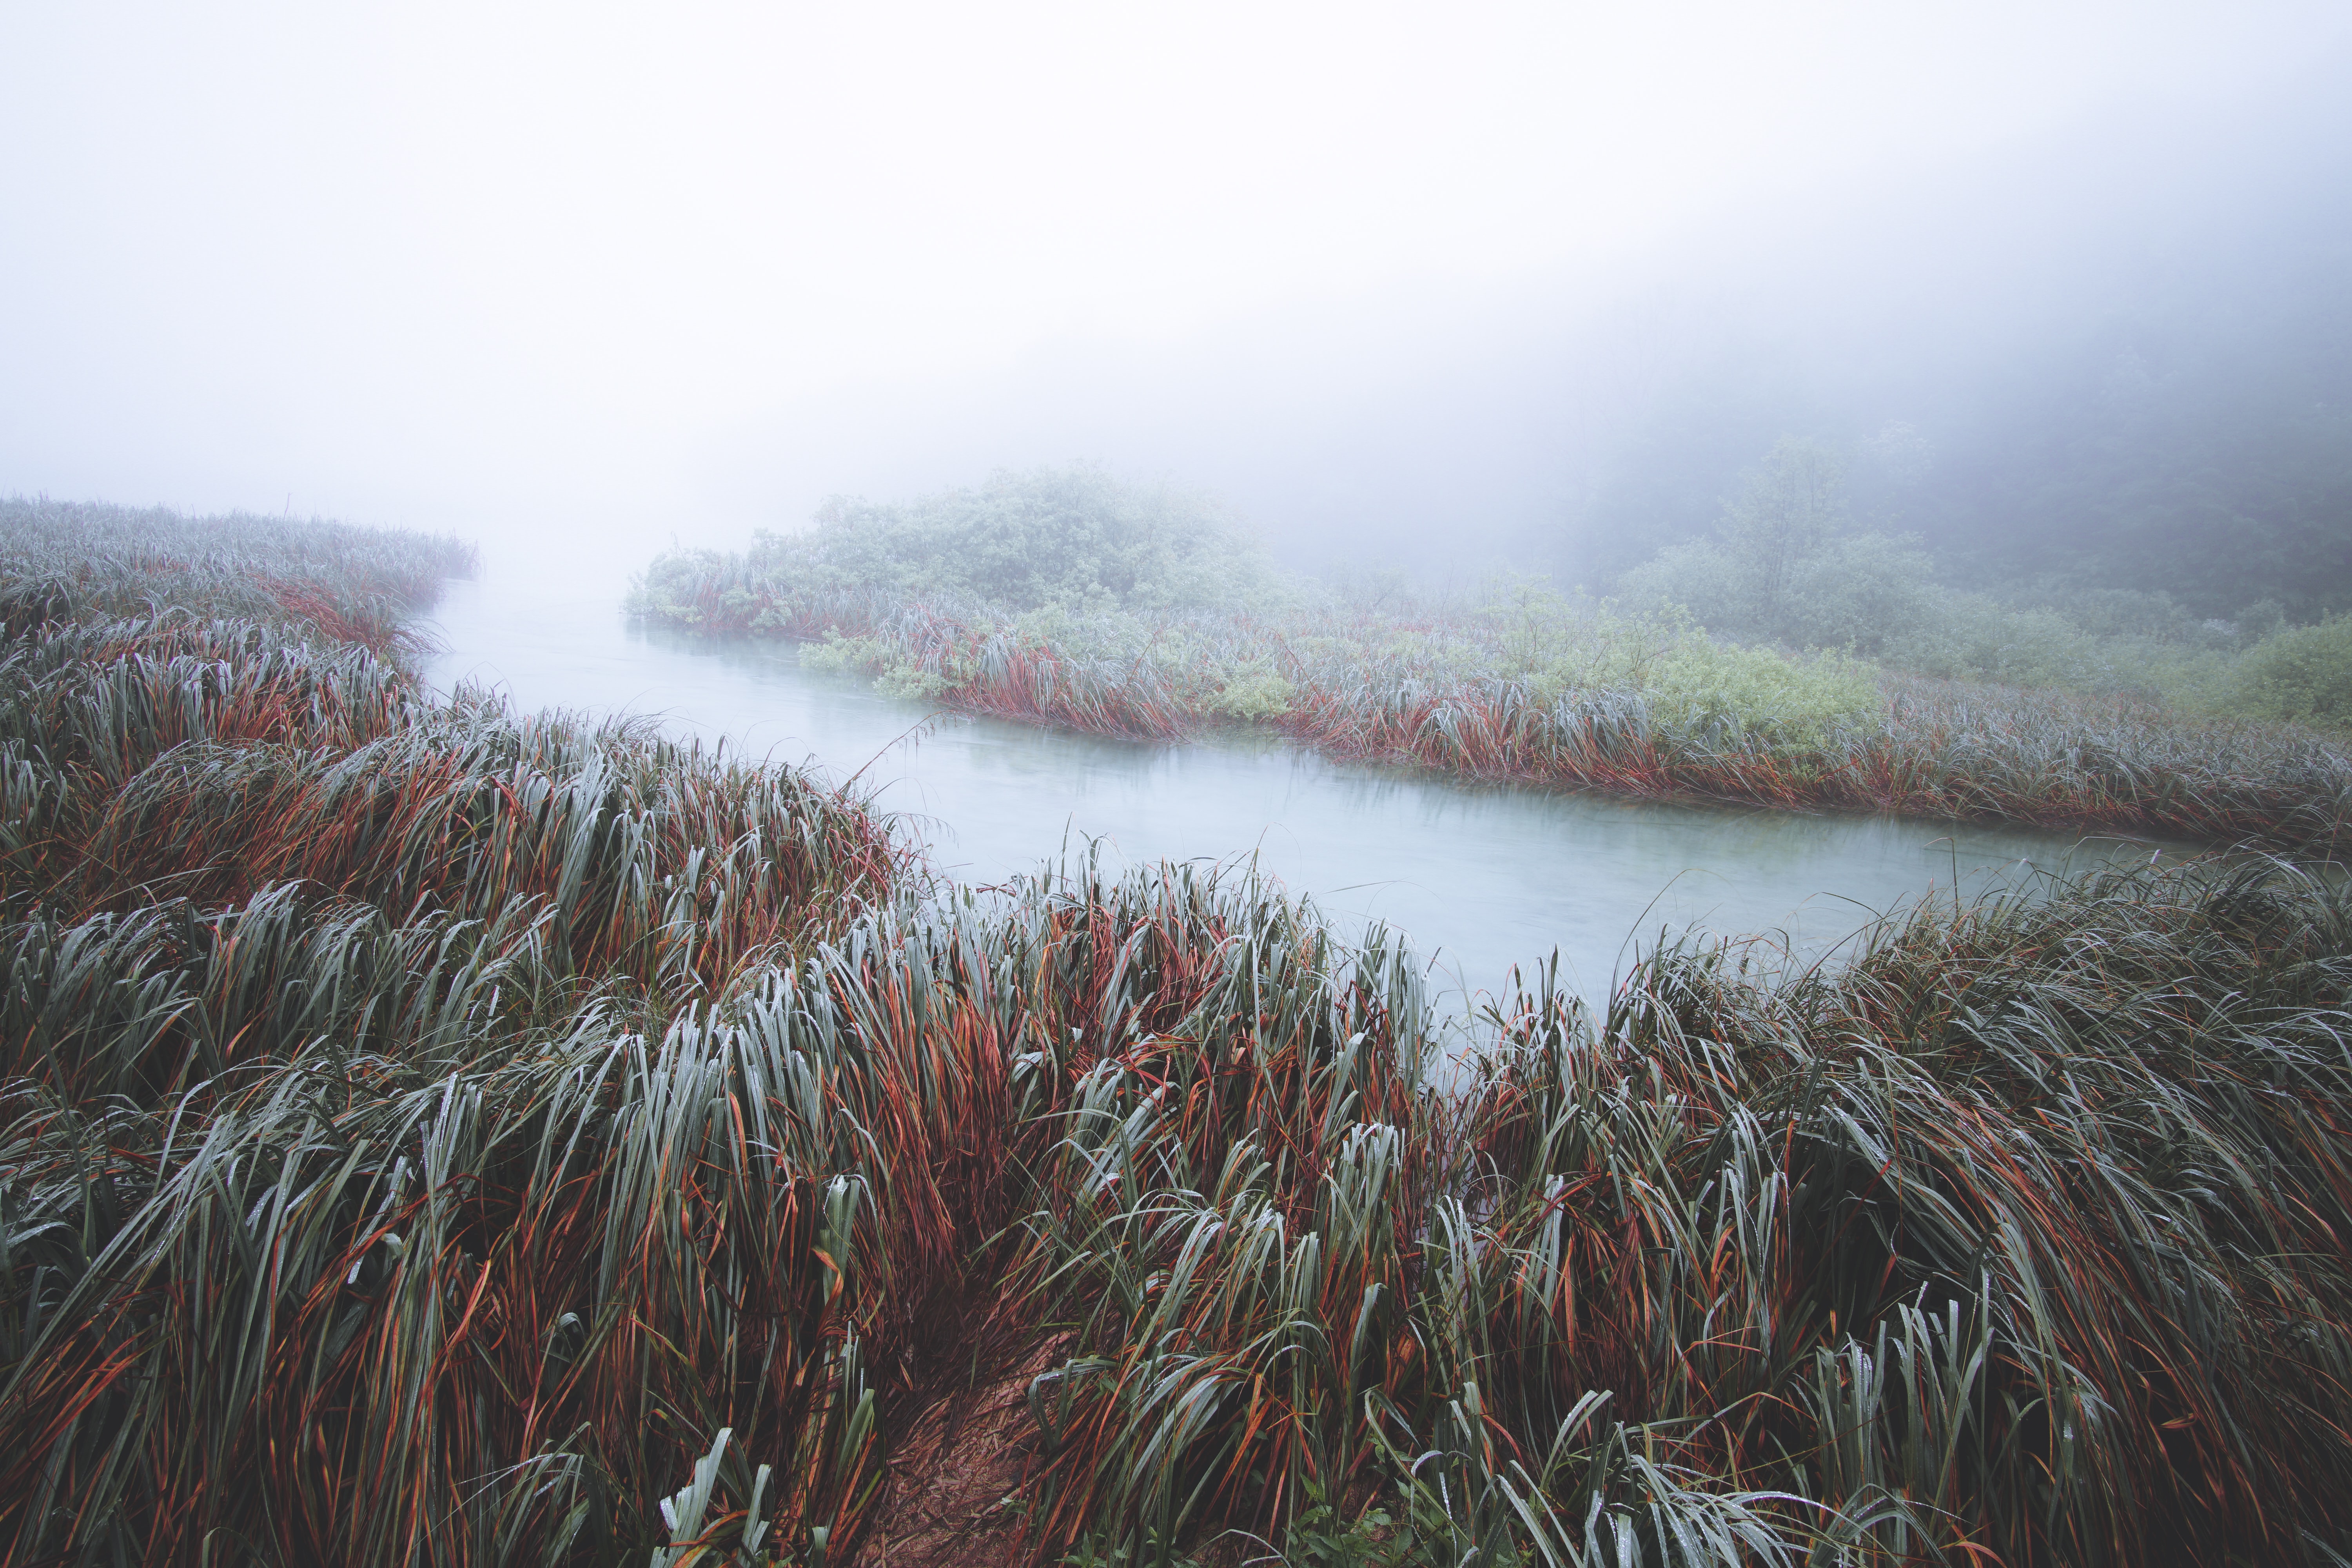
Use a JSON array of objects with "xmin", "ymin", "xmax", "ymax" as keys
[{"xmin": 865, "ymin": 1331, "xmax": 1071, "ymax": 1566}]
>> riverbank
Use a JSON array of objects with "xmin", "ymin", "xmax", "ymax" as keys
[
  {"xmin": 9, "ymin": 501, "xmax": 2352, "ymax": 1566},
  {"xmin": 432, "ymin": 565, "xmax": 2176, "ymax": 1009},
  {"xmin": 631, "ymin": 552, "xmax": 2352, "ymax": 856}
]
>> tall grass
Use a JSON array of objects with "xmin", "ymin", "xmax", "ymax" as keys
[
  {"xmin": 1005, "ymin": 857, "xmax": 2352, "ymax": 1566},
  {"xmin": 13, "ymin": 828, "xmax": 2352, "ymax": 1561},
  {"xmin": 2, "ymin": 501, "xmax": 917, "ymax": 1563},
  {"xmin": 2, "ymin": 496, "xmax": 478, "ymax": 662},
  {"xmin": 0, "ymin": 834, "xmax": 1428, "ymax": 1563},
  {"xmin": 0, "ymin": 611, "xmax": 900, "ymax": 993},
  {"xmin": 9, "ymin": 503, "xmax": 2352, "ymax": 1565}
]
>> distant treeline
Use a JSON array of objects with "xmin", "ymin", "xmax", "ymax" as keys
[
  {"xmin": 1570, "ymin": 205, "xmax": 2352, "ymax": 619},
  {"xmin": 1613, "ymin": 437, "xmax": 2352, "ymax": 727}
]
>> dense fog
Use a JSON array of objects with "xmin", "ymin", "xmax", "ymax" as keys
[
  {"xmin": 4, "ymin": 3, "xmax": 2348, "ymax": 618},
  {"xmin": 768, "ymin": 78, "xmax": 2352, "ymax": 619}
]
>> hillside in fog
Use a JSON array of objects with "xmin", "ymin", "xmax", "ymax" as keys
[
  {"xmin": 1549, "ymin": 97, "xmax": 2352, "ymax": 619},
  {"xmin": 693, "ymin": 76, "xmax": 2352, "ymax": 630}
]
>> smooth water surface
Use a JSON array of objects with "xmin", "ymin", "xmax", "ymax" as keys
[{"xmin": 425, "ymin": 560, "xmax": 2187, "ymax": 1006}]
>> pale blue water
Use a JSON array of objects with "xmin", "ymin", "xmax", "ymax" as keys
[{"xmin": 425, "ymin": 559, "xmax": 2187, "ymax": 1008}]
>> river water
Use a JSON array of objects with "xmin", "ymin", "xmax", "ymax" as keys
[{"xmin": 425, "ymin": 563, "xmax": 2189, "ymax": 1007}]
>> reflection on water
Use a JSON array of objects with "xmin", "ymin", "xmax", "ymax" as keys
[{"xmin": 425, "ymin": 568, "xmax": 2186, "ymax": 1007}]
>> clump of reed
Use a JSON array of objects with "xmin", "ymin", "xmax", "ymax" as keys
[
  {"xmin": 1007, "ymin": 857, "xmax": 2352, "ymax": 1567},
  {"xmin": 0, "ymin": 837, "xmax": 1430, "ymax": 1563},
  {"xmin": 13, "ymin": 841, "xmax": 2352, "ymax": 1561},
  {"xmin": 1, "ymin": 495, "xmax": 477, "ymax": 661},
  {"xmin": 1, "ymin": 894, "xmax": 894, "ymax": 1564},
  {"xmin": 0, "ymin": 610, "xmax": 902, "ymax": 993},
  {"xmin": 1, "ymin": 501, "xmax": 920, "ymax": 1563}
]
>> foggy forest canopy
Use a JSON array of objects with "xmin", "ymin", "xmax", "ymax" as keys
[
  {"xmin": 1553, "ymin": 198, "xmax": 2352, "ymax": 620},
  {"xmin": 676, "ymin": 93, "xmax": 2352, "ymax": 730},
  {"xmin": 1011, "ymin": 87, "xmax": 2352, "ymax": 625}
]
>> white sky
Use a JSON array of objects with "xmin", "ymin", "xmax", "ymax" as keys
[{"xmin": 2, "ymin": 2, "xmax": 2345, "ymax": 536}]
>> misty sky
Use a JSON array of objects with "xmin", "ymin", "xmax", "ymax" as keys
[{"xmin": 4, "ymin": 2, "xmax": 2348, "ymax": 560}]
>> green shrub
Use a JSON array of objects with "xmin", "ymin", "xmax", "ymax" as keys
[
  {"xmin": 1878, "ymin": 592, "xmax": 2104, "ymax": 688},
  {"xmin": 1485, "ymin": 583, "xmax": 1888, "ymax": 750},
  {"xmin": 1204, "ymin": 665, "xmax": 1295, "ymax": 720},
  {"xmin": 2225, "ymin": 615, "xmax": 2352, "ymax": 727},
  {"xmin": 746, "ymin": 465, "xmax": 1289, "ymax": 614},
  {"xmin": 1620, "ymin": 520, "xmax": 2271, "ymax": 714},
  {"xmin": 1617, "ymin": 530, "xmax": 1940, "ymax": 659},
  {"xmin": 1775, "ymin": 533, "xmax": 1942, "ymax": 653},
  {"xmin": 1613, "ymin": 536, "xmax": 1748, "ymax": 633},
  {"xmin": 1640, "ymin": 638, "xmax": 1884, "ymax": 750}
]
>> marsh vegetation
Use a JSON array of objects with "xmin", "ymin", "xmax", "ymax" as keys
[
  {"xmin": 10, "ymin": 2, "xmax": 2351, "ymax": 1562},
  {"xmin": 4, "ymin": 498, "xmax": 2350, "ymax": 1568},
  {"xmin": 633, "ymin": 464, "xmax": 2352, "ymax": 853}
]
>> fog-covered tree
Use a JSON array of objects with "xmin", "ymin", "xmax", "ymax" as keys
[
  {"xmin": 2223, "ymin": 615, "xmax": 2352, "ymax": 724},
  {"xmin": 748, "ymin": 464, "xmax": 1287, "ymax": 613},
  {"xmin": 1616, "ymin": 437, "xmax": 1947, "ymax": 655},
  {"xmin": 1559, "ymin": 140, "xmax": 2352, "ymax": 622},
  {"xmin": 1720, "ymin": 437, "xmax": 1848, "ymax": 621},
  {"xmin": 1862, "ymin": 418, "xmax": 1935, "ymax": 489}
]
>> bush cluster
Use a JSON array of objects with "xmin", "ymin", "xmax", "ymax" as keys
[
  {"xmin": 636, "ymin": 466, "xmax": 1290, "ymax": 625},
  {"xmin": 2223, "ymin": 614, "xmax": 2352, "ymax": 724}
]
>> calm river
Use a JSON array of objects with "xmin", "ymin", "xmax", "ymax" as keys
[{"xmin": 425, "ymin": 560, "xmax": 2188, "ymax": 1007}]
